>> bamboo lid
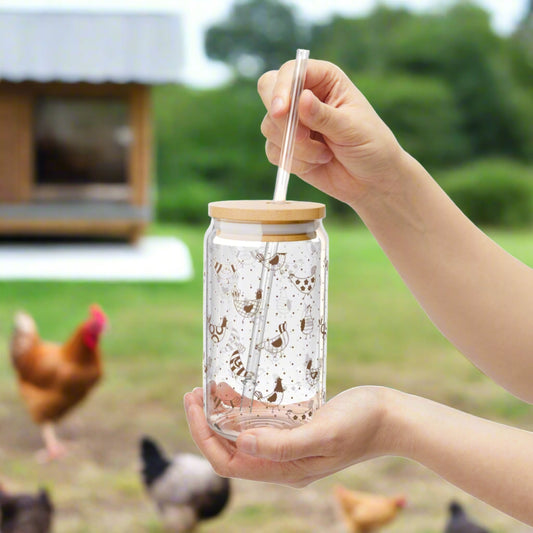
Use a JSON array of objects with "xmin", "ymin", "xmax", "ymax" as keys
[{"xmin": 208, "ymin": 200, "xmax": 325, "ymax": 223}]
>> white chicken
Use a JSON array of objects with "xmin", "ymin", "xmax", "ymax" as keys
[{"xmin": 140, "ymin": 437, "xmax": 231, "ymax": 532}]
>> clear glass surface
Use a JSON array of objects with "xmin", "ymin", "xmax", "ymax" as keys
[{"xmin": 204, "ymin": 218, "xmax": 328, "ymax": 440}]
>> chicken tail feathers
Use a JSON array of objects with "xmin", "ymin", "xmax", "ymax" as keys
[
  {"xmin": 140, "ymin": 436, "xmax": 171, "ymax": 488},
  {"xmin": 37, "ymin": 488, "xmax": 54, "ymax": 513},
  {"xmin": 10, "ymin": 312, "xmax": 38, "ymax": 366}
]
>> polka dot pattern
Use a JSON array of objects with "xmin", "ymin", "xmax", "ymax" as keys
[{"xmin": 204, "ymin": 225, "xmax": 328, "ymax": 423}]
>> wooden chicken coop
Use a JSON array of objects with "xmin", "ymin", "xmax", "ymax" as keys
[{"xmin": 0, "ymin": 8, "xmax": 183, "ymax": 241}]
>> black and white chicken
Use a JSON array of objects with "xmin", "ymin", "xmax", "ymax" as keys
[
  {"xmin": 445, "ymin": 501, "xmax": 491, "ymax": 533},
  {"xmin": 0, "ymin": 486, "xmax": 53, "ymax": 533},
  {"xmin": 140, "ymin": 436, "xmax": 231, "ymax": 532}
]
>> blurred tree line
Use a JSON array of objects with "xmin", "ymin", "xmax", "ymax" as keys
[{"xmin": 155, "ymin": 0, "xmax": 533, "ymax": 226}]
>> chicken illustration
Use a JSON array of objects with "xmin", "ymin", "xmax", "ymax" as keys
[
  {"xmin": 10, "ymin": 305, "xmax": 107, "ymax": 460},
  {"xmin": 0, "ymin": 486, "xmax": 53, "ymax": 533},
  {"xmin": 289, "ymin": 265, "xmax": 317, "ymax": 294},
  {"xmin": 140, "ymin": 436, "xmax": 231, "ymax": 532},
  {"xmin": 232, "ymin": 289, "xmax": 262, "ymax": 318},
  {"xmin": 212, "ymin": 381, "xmax": 242, "ymax": 410},
  {"xmin": 445, "ymin": 501, "xmax": 490, "ymax": 533},
  {"xmin": 213, "ymin": 261, "xmax": 238, "ymax": 293},
  {"xmin": 253, "ymin": 377, "xmax": 284, "ymax": 405},
  {"xmin": 334, "ymin": 485, "xmax": 406, "ymax": 533},
  {"xmin": 207, "ymin": 316, "xmax": 228, "ymax": 344},
  {"xmin": 305, "ymin": 357, "xmax": 319, "ymax": 386},
  {"xmin": 236, "ymin": 250, "xmax": 256, "ymax": 266},
  {"xmin": 276, "ymin": 288, "xmax": 292, "ymax": 317},
  {"xmin": 300, "ymin": 305, "xmax": 314, "ymax": 337},
  {"xmin": 319, "ymin": 318, "xmax": 327, "ymax": 337},
  {"xmin": 255, "ymin": 322, "xmax": 289, "ymax": 354},
  {"xmin": 255, "ymin": 251, "xmax": 286, "ymax": 271},
  {"xmin": 229, "ymin": 344, "xmax": 247, "ymax": 379},
  {"xmin": 286, "ymin": 406, "xmax": 314, "ymax": 423}
]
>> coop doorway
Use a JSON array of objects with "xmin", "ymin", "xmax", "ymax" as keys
[{"xmin": 34, "ymin": 95, "xmax": 132, "ymax": 202}]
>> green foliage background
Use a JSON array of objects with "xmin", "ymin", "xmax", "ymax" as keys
[{"xmin": 154, "ymin": 0, "xmax": 533, "ymax": 227}]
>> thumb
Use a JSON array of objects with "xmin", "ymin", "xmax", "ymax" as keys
[
  {"xmin": 236, "ymin": 421, "xmax": 324, "ymax": 462},
  {"xmin": 299, "ymin": 89, "xmax": 348, "ymax": 142}
]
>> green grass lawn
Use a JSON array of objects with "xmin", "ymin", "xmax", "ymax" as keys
[{"xmin": 0, "ymin": 222, "xmax": 531, "ymax": 532}]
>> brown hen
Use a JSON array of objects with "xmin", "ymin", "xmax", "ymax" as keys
[{"xmin": 10, "ymin": 305, "xmax": 107, "ymax": 460}]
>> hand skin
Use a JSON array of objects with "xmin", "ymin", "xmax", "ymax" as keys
[
  {"xmin": 185, "ymin": 386, "xmax": 388, "ymax": 487},
  {"xmin": 259, "ymin": 59, "xmax": 533, "ymax": 403},
  {"xmin": 185, "ymin": 60, "xmax": 533, "ymax": 527},
  {"xmin": 184, "ymin": 386, "xmax": 533, "ymax": 525},
  {"xmin": 258, "ymin": 60, "xmax": 403, "ymax": 208}
]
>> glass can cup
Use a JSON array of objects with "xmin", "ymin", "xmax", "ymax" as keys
[{"xmin": 203, "ymin": 200, "xmax": 328, "ymax": 441}]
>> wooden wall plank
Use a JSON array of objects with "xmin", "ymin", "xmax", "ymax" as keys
[
  {"xmin": 0, "ymin": 89, "xmax": 32, "ymax": 202},
  {"xmin": 129, "ymin": 84, "xmax": 152, "ymax": 207}
]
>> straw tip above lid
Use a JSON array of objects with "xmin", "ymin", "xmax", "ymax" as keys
[{"xmin": 208, "ymin": 200, "xmax": 325, "ymax": 223}]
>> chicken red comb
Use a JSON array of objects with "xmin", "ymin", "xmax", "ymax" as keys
[
  {"xmin": 395, "ymin": 496, "xmax": 407, "ymax": 508},
  {"xmin": 89, "ymin": 304, "xmax": 107, "ymax": 324}
]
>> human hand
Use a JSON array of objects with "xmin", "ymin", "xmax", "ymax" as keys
[
  {"xmin": 258, "ymin": 59, "xmax": 405, "ymax": 209},
  {"xmin": 184, "ymin": 386, "xmax": 395, "ymax": 487}
]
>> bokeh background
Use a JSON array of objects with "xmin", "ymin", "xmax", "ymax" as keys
[
  {"xmin": 0, "ymin": 0, "xmax": 532, "ymax": 532},
  {"xmin": 156, "ymin": 0, "xmax": 533, "ymax": 228}
]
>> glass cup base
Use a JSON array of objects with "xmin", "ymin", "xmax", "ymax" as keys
[{"xmin": 208, "ymin": 410, "xmax": 301, "ymax": 441}]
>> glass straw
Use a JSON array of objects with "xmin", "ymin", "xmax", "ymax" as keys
[
  {"xmin": 273, "ymin": 48, "xmax": 310, "ymax": 202},
  {"xmin": 241, "ymin": 49, "xmax": 310, "ymax": 411}
]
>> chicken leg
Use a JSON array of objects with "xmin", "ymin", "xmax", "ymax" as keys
[{"xmin": 37, "ymin": 423, "xmax": 67, "ymax": 462}]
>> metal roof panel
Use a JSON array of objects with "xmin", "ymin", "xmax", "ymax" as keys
[{"xmin": 0, "ymin": 11, "xmax": 184, "ymax": 84}]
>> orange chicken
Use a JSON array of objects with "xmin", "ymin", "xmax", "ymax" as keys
[
  {"xmin": 10, "ymin": 305, "xmax": 107, "ymax": 460},
  {"xmin": 334, "ymin": 485, "xmax": 406, "ymax": 533}
]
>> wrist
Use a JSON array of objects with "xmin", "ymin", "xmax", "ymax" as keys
[
  {"xmin": 347, "ymin": 146, "xmax": 420, "ymax": 216},
  {"xmin": 378, "ymin": 388, "xmax": 421, "ymax": 459},
  {"xmin": 346, "ymin": 386, "xmax": 412, "ymax": 459}
]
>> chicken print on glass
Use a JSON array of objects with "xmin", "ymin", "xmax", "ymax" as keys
[{"xmin": 204, "ymin": 200, "xmax": 328, "ymax": 441}]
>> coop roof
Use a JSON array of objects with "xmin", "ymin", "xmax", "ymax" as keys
[{"xmin": 0, "ymin": 9, "xmax": 184, "ymax": 84}]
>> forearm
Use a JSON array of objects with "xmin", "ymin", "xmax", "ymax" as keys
[
  {"xmin": 354, "ymin": 150, "xmax": 533, "ymax": 402},
  {"xmin": 386, "ymin": 390, "xmax": 533, "ymax": 524}
]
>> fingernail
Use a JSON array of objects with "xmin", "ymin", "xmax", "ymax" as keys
[
  {"xmin": 183, "ymin": 394, "xmax": 191, "ymax": 414},
  {"xmin": 271, "ymin": 97, "xmax": 284, "ymax": 115},
  {"xmin": 238, "ymin": 434, "xmax": 257, "ymax": 455}
]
